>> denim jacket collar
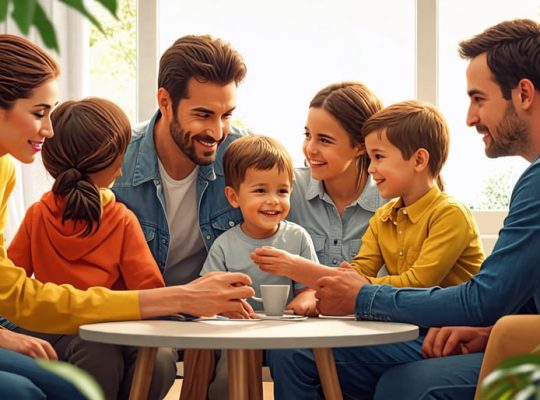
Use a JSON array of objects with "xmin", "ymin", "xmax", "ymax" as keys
[{"xmin": 131, "ymin": 110, "xmax": 216, "ymax": 187}]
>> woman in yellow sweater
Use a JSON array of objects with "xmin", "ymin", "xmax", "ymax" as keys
[{"xmin": 0, "ymin": 34, "xmax": 254, "ymax": 398}]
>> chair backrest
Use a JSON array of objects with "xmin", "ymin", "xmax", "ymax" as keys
[{"xmin": 472, "ymin": 210, "xmax": 507, "ymax": 256}]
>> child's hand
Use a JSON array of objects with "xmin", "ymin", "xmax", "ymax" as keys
[
  {"xmin": 250, "ymin": 246, "xmax": 297, "ymax": 277},
  {"xmin": 337, "ymin": 261, "xmax": 355, "ymax": 271},
  {"xmin": 286, "ymin": 289, "xmax": 318, "ymax": 317}
]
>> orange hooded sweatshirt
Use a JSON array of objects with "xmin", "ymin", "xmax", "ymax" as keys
[{"xmin": 7, "ymin": 189, "xmax": 164, "ymax": 291}]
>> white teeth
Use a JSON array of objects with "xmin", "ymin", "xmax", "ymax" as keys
[
  {"xmin": 197, "ymin": 139, "xmax": 216, "ymax": 147},
  {"xmin": 309, "ymin": 160, "xmax": 325, "ymax": 165}
]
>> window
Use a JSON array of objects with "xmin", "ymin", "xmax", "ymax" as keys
[{"xmin": 157, "ymin": 0, "xmax": 416, "ymax": 167}]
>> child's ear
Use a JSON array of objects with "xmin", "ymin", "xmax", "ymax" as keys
[
  {"xmin": 414, "ymin": 148, "xmax": 430, "ymax": 172},
  {"xmin": 224, "ymin": 186, "xmax": 240, "ymax": 208}
]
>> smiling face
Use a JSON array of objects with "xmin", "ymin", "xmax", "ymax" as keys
[
  {"xmin": 225, "ymin": 166, "xmax": 291, "ymax": 239},
  {"xmin": 466, "ymin": 53, "xmax": 529, "ymax": 159},
  {"xmin": 168, "ymin": 78, "xmax": 237, "ymax": 166},
  {"xmin": 303, "ymin": 107, "xmax": 364, "ymax": 182},
  {"xmin": 366, "ymin": 129, "xmax": 419, "ymax": 204},
  {"xmin": 0, "ymin": 79, "xmax": 58, "ymax": 163}
]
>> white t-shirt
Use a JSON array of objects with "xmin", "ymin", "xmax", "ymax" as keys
[{"xmin": 158, "ymin": 161, "xmax": 206, "ymax": 285}]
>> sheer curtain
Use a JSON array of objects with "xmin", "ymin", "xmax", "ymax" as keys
[{"xmin": 1, "ymin": 2, "xmax": 88, "ymax": 244}]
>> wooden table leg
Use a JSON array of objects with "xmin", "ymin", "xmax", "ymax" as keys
[
  {"xmin": 129, "ymin": 347, "xmax": 158, "ymax": 400},
  {"xmin": 313, "ymin": 347, "xmax": 343, "ymax": 400},
  {"xmin": 247, "ymin": 349, "xmax": 263, "ymax": 400},
  {"xmin": 228, "ymin": 349, "xmax": 249, "ymax": 400}
]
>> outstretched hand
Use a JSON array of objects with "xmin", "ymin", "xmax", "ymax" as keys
[
  {"xmin": 315, "ymin": 270, "xmax": 369, "ymax": 316},
  {"xmin": 250, "ymin": 246, "xmax": 295, "ymax": 277},
  {"xmin": 184, "ymin": 272, "xmax": 256, "ymax": 318},
  {"xmin": 422, "ymin": 326, "xmax": 492, "ymax": 358},
  {"xmin": 0, "ymin": 329, "xmax": 57, "ymax": 360}
]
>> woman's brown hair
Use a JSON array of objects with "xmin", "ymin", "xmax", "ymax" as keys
[
  {"xmin": 43, "ymin": 98, "xmax": 131, "ymax": 236},
  {"xmin": 0, "ymin": 34, "xmax": 60, "ymax": 109}
]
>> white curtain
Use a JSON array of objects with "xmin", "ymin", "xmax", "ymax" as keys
[{"xmin": 1, "ymin": 1, "xmax": 88, "ymax": 244}]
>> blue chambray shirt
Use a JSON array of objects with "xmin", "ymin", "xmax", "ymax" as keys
[
  {"xmin": 112, "ymin": 111, "xmax": 244, "ymax": 285},
  {"xmin": 288, "ymin": 168, "xmax": 387, "ymax": 267}
]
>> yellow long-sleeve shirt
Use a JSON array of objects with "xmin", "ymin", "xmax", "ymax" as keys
[
  {"xmin": 352, "ymin": 186, "xmax": 483, "ymax": 288},
  {"xmin": 0, "ymin": 155, "xmax": 140, "ymax": 334}
]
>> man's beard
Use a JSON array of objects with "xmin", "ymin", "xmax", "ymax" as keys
[
  {"xmin": 483, "ymin": 102, "xmax": 529, "ymax": 159},
  {"xmin": 169, "ymin": 117, "xmax": 220, "ymax": 166}
]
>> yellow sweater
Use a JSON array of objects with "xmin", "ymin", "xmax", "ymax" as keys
[
  {"xmin": 352, "ymin": 186, "xmax": 483, "ymax": 288},
  {"xmin": 0, "ymin": 155, "xmax": 140, "ymax": 334}
]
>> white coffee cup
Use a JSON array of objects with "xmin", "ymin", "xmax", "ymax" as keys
[{"xmin": 252, "ymin": 284, "xmax": 290, "ymax": 316}]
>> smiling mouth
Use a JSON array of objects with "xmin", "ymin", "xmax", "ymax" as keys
[
  {"xmin": 28, "ymin": 140, "xmax": 44, "ymax": 152},
  {"xmin": 309, "ymin": 159, "xmax": 326, "ymax": 167},
  {"xmin": 259, "ymin": 210, "xmax": 281, "ymax": 216}
]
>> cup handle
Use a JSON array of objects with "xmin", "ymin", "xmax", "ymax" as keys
[{"xmin": 251, "ymin": 296, "xmax": 263, "ymax": 302}]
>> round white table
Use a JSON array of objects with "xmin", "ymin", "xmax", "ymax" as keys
[{"xmin": 80, "ymin": 318, "xmax": 418, "ymax": 400}]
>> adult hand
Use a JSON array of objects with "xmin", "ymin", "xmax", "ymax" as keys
[
  {"xmin": 182, "ymin": 272, "xmax": 255, "ymax": 318},
  {"xmin": 315, "ymin": 271, "xmax": 369, "ymax": 316},
  {"xmin": 250, "ymin": 246, "xmax": 296, "ymax": 277},
  {"xmin": 286, "ymin": 289, "xmax": 318, "ymax": 317},
  {"xmin": 0, "ymin": 329, "xmax": 57, "ymax": 360},
  {"xmin": 422, "ymin": 326, "xmax": 493, "ymax": 358},
  {"xmin": 222, "ymin": 299, "xmax": 257, "ymax": 319}
]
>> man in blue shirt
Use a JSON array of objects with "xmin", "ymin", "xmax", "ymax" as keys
[
  {"xmin": 268, "ymin": 18, "xmax": 540, "ymax": 399},
  {"xmin": 113, "ymin": 35, "xmax": 247, "ymax": 286}
]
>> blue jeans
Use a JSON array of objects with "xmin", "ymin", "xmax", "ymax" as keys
[
  {"xmin": 267, "ymin": 337, "xmax": 482, "ymax": 400},
  {"xmin": 0, "ymin": 348, "xmax": 85, "ymax": 399}
]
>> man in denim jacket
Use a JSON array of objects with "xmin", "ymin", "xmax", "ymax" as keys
[
  {"xmin": 113, "ymin": 35, "xmax": 246, "ymax": 285},
  {"xmin": 267, "ymin": 19, "xmax": 540, "ymax": 400}
]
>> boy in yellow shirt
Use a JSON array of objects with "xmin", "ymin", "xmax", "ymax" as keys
[{"xmin": 251, "ymin": 100, "xmax": 483, "ymax": 289}]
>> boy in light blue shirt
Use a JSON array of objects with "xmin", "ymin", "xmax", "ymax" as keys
[{"xmin": 201, "ymin": 134, "xmax": 319, "ymax": 315}]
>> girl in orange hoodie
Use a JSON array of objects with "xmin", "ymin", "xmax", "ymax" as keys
[{"xmin": 5, "ymin": 98, "xmax": 177, "ymax": 400}]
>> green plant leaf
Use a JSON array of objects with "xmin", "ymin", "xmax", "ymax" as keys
[
  {"xmin": 32, "ymin": 2, "xmax": 59, "ymax": 52},
  {"xmin": 36, "ymin": 359, "xmax": 104, "ymax": 400},
  {"xmin": 0, "ymin": 0, "xmax": 9, "ymax": 22},
  {"xmin": 95, "ymin": 0, "xmax": 118, "ymax": 18},
  {"xmin": 58, "ymin": 0, "xmax": 104, "ymax": 33},
  {"xmin": 11, "ymin": 0, "xmax": 36, "ymax": 34}
]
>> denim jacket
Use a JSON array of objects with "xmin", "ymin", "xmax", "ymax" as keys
[{"xmin": 112, "ymin": 111, "xmax": 244, "ymax": 274}]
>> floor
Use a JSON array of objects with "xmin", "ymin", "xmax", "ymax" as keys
[{"xmin": 163, "ymin": 380, "xmax": 275, "ymax": 400}]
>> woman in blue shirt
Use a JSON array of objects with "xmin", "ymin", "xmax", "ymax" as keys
[{"xmin": 288, "ymin": 82, "xmax": 386, "ymax": 268}]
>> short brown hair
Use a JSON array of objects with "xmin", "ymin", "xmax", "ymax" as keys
[
  {"xmin": 0, "ymin": 34, "xmax": 60, "ymax": 109},
  {"xmin": 309, "ymin": 82, "xmax": 383, "ymax": 174},
  {"xmin": 362, "ymin": 100, "xmax": 449, "ymax": 188},
  {"xmin": 43, "ymin": 98, "xmax": 131, "ymax": 236},
  {"xmin": 158, "ymin": 35, "xmax": 247, "ymax": 113},
  {"xmin": 223, "ymin": 135, "xmax": 293, "ymax": 191},
  {"xmin": 458, "ymin": 19, "xmax": 540, "ymax": 100}
]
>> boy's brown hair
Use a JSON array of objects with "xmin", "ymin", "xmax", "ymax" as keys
[
  {"xmin": 43, "ymin": 97, "xmax": 131, "ymax": 236},
  {"xmin": 223, "ymin": 135, "xmax": 293, "ymax": 190},
  {"xmin": 362, "ymin": 100, "xmax": 449, "ymax": 189}
]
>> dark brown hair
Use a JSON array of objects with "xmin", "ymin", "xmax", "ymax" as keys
[
  {"xmin": 362, "ymin": 100, "xmax": 449, "ymax": 190},
  {"xmin": 459, "ymin": 19, "xmax": 540, "ymax": 100},
  {"xmin": 0, "ymin": 34, "xmax": 60, "ymax": 109},
  {"xmin": 43, "ymin": 98, "xmax": 131, "ymax": 236},
  {"xmin": 223, "ymin": 135, "xmax": 293, "ymax": 191},
  {"xmin": 158, "ymin": 34, "xmax": 247, "ymax": 113},
  {"xmin": 309, "ymin": 82, "xmax": 383, "ymax": 174}
]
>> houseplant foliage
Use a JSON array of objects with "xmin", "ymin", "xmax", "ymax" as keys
[
  {"xmin": 0, "ymin": 0, "xmax": 118, "ymax": 52},
  {"xmin": 481, "ymin": 346, "xmax": 540, "ymax": 400}
]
